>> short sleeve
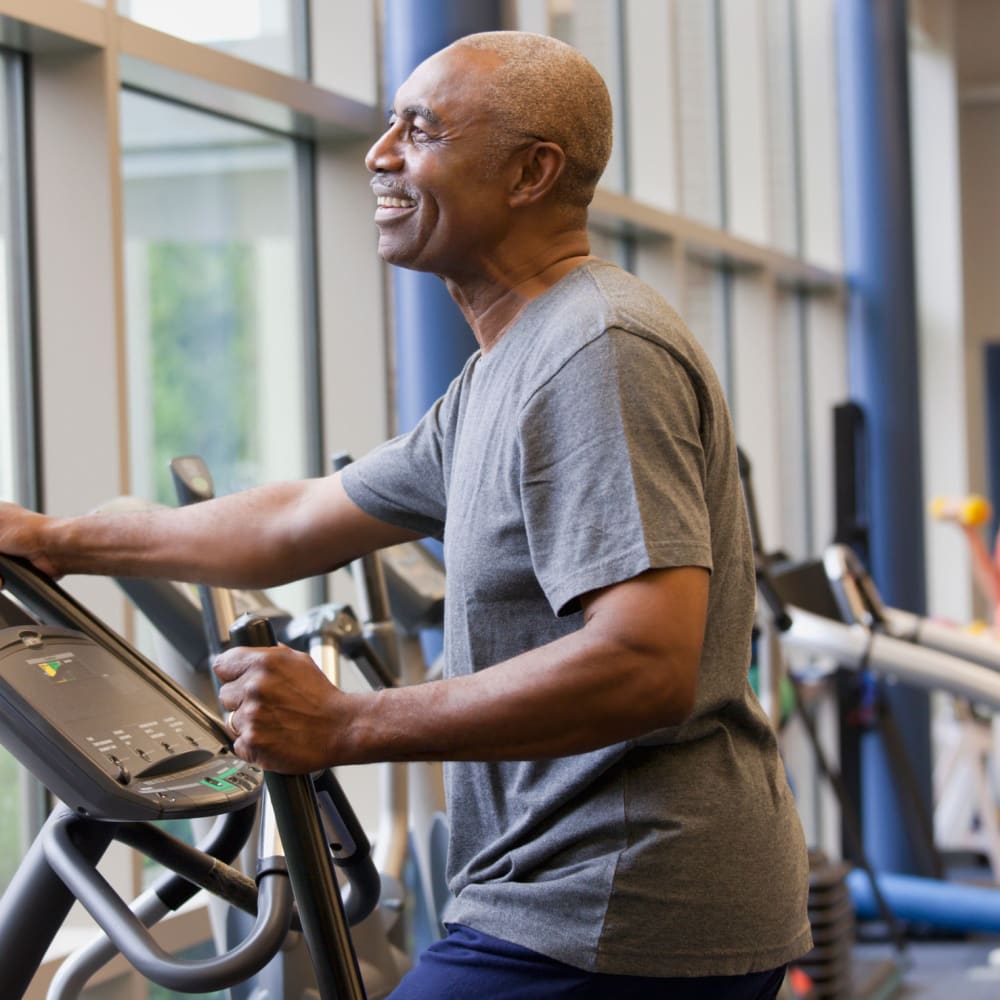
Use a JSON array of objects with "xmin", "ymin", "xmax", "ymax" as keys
[
  {"xmin": 518, "ymin": 329, "xmax": 713, "ymax": 616},
  {"xmin": 341, "ymin": 385, "xmax": 459, "ymax": 540}
]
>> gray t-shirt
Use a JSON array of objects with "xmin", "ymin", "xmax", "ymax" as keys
[{"xmin": 342, "ymin": 260, "xmax": 812, "ymax": 976}]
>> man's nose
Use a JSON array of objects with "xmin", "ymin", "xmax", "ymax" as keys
[{"xmin": 365, "ymin": 128, "xmax": 402, "ymax": 172}]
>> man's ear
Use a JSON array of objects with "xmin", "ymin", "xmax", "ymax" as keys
[{"xmin": 509, "ymin": 141, "xmax": 566, "ymax": 207}]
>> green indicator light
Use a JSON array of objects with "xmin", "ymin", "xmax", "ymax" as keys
[{"xmin": 200, "ymin": 776, "xmax": 236, "ymax": 792}]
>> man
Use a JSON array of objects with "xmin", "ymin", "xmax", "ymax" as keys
[{"xmin": 0, "ymin": 31, "xmax": 810, "ymax": 999}]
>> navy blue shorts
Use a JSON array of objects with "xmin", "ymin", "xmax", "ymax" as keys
[{"xmin": 387, "ymin": 924, "xmax": 788, "ymax": 999}]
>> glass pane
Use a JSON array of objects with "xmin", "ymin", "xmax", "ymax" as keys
[
  {"xmin": 622, "ymin": 1, "xmax": 679, "ymax": 211},
  {"xmin": 121, "ymin": 91, "xmax": 314, "ymax": 617},
  {"xmin": 720, "ymin": 0, "xmax": 769, "ymax": 244},
  {"xmin": 118, "ymin": 0, "xmax": 307, "ymax": 77},
  {"xmin": 0, "ymin": 60, "xmax": 14, "ymax": 504},
  {"xmin": 683, "ymin": 257, "xmax": 730, "ymax": 396},
  {"xmin": 675, "ymin": 0, "xmax": 724, "ymax": 227},
  {"xmin": 795, "ymin": 0, "xmax": 841, "ymax": 269},
  {"xmin": 550, "ymin": 0, "xmax": 626, "ymax": 194},
  {"xmin": 0, "ymin": 52, "xmax": 40, "ymax": 893},
  {"xmin": 587, "ymin": 226, "xmax": 629, "ymax": 269},
  {"xmin": 0, "ymin": 756, "xmax": 18, "ymax": 888},
  {"xmin": 774, "ymin": 290, "xmax": 811, "ymax": 559},
  {"xmin": 764, "ymin": 0, "xmax": 800, "ymax": 255}
]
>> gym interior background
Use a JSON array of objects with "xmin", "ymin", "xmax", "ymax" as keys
[{"xmin": 0, "ymin": 0, "xmax": 996, "ymax": 996}]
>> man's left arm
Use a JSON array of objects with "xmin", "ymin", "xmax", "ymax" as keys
[{"xmin": 213, "ymin": 563, "xmax": 707, "ymax": 770}]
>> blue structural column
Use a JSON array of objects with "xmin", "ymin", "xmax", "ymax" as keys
[
  {"xmin": 836, "ymin": 0, "xmax": 932, "ymax": 874},
  {"xmin": 382, "ymin": 0, "xmax": 503, "ymax": 433},
  {"xmin": 381, "ymin": 2, "xmax": 503, "ymax": 701}
]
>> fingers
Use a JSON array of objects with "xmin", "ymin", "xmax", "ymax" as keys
[
  {"xmin": 210, "ymin": 644, "xmax": 340, "ymax": 773},
  {"xmin": 213, "ymin": 646, "xmax": 292, "ymax": 766},
  {"xmin": 214, "ymin": 650, "xmax": 252, "ymax": 749},
  {"xmin": 213, "ymin": 645, "xmax": 256, "ymax": 684}
]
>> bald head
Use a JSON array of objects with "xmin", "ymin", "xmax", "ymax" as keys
[{"xmin": 444, "ymin": 31, "xmax": 613, "ymax": 211}]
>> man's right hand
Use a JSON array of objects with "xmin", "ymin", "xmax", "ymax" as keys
[{"xmin": 0, "ymin": 503, "xmax": 61, "ymax": 578}]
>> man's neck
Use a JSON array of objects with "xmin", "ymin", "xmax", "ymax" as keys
[{"xmin": 446, "ymin": 242, "xmax": 595, "ymax": 353}]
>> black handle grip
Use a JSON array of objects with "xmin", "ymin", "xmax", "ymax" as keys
[
  {"xmin": 755, "ymin": 563, "xmax": 794, "ymax": 633},
  {"xmin": 229, "ymin": 613, "xmax": 278, "ymax": 649},
  {"xmin": 168, "ymin": 455, "xmax": 236, "ymax": 659},
  {"xmin": 737, "ymin": 446, "xmax": 766, "ymax": 558},
  {"xmin": 226, "ymin": 613, "xmax": 365, "ymax": 998},
  {"xmin": 169, "ymin": 455, "xmax": 215, "ymax": 506}
]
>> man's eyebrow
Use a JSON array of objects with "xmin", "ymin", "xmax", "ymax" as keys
[{"xmin": 386, "ymin": 103, "xmax": 441, "ymax": 126}]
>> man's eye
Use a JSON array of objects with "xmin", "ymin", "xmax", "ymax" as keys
[{"xmin": 385, "ymin": 116, "xmax": 434, "ymax": 143}]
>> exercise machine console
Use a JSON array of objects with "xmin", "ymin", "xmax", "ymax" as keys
[{"xmin": 0, "ymin": 554, "xmax": 369, "ymax": 998}]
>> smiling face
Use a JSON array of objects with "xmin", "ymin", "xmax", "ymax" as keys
[{"xmin": 365, "ymin": 46, "xmax": 518, "ymax": 278}]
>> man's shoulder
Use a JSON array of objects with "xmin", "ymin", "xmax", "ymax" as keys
[
  {"xmin": 497, "ymin": 261, "xmax": 712, "ymax": 407},
  {"xmin": 580, "ymin": 261, "xmax": 688, "ymax": 339},
  {"xmin": 542, "ymin": 262, "xmax": 709, "ymax": 378}
]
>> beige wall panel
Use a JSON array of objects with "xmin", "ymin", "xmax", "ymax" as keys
[{"xmin": 31, "ymin": 49, "xmax": 126, "ymax": 628}]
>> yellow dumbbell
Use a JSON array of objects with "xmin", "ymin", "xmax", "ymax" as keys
[{"xmin": 930, "ymin": 495, "xmax": 992, "ymax": 528}]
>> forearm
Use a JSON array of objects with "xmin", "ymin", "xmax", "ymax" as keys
[
  {"xmin": 36, "ymin": 484, "xmax": 307, "ymax": 586},
  {"xmin": 214, "ymin": 565, "xmax": 706, "ymax": 772},
  {"xmin": 340, "ymin": 628, "xmax": 694, "ymax": 765},
  {"xmin": 8, "ymin": 476, "xmax": 421, "ymax": 589}
]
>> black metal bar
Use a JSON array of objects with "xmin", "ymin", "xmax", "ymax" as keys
[
  {"xmin": 789, "ymin": 681, "xmax": 908, "ymax": 955},
  {"xmin": 265, "ymin": 773, "xmax": 366, "ymax": 999},
  {"xmin": 230, "ymin": 613, "xmax": 366, "ymax": 1000},
  {"xmin": 0, "ymin": 806, "xmax": 116, "ymax": 998},
  {"xmin": 44, "ymin": 811, "xmax": 293, "ymax": 993}
]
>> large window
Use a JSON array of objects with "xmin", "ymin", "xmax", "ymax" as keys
[
  {"xmin": 119, "ymin": 92, "xmax": 321, "ymax": 989},
  {"xmin": 546, "ymin": 0, "xmax": 845, "ymax": 566},
  {"xmin": 0, "ymin": 50, "xmax": 42, "ymax": 896},
  {"xmin": 121, "ymin": 91, "xmax": 318, "ymax": 610},
  {"xmin": 0, "ymin": 2, "xmax": 382, "ymax": 993},
  {"xmin": 0, "ymin": 58, "xmax": 13, "ymax": 504},
  {"xmin": 118, "ymin": 0, "xmax": 308, "ymax": 77},
  {"xmin": 0, "ymin": 53, "xmax": 17, "ymax": 896},
  {"xmin": 0, "ymin": 52, "xmax": 31, "ymax": 509}
]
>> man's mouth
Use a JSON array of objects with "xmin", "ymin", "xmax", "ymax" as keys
[{"xmin": 376, "ymin": 195, "xmax": 416, "ymax": 209}]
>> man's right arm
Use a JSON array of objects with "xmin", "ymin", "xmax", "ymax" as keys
[{"xmin": 0, "ymin": 473, "xmax": 422, "ymax": 588}]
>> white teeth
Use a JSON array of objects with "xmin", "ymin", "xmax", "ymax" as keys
[{"xmin": 377, "ymin": 195, "xmax": 415, "ymax": 208}]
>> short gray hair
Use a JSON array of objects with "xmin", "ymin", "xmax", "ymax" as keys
[{"xmin": 448, "ymin": 31, "xmax": 613, "ymax": 210}]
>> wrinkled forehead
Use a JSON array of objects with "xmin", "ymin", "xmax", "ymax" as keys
[{"xmin": 391, "ymin": 45, "xmax": 504, "ymax": 124}]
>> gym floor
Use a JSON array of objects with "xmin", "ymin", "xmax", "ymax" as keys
[
  {"xmin": 850, "ymin": 855, "xmax": 1000, "ymax": 998},
  {"xmin": 852, "ymin": 935, "xmax": 1000, "ymax": 998}
]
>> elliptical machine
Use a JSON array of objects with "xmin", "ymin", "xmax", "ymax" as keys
[
  {"xmin": 159, "ymin": 452, "xmax": 449, "ymax": 967},
  {"xmin": 0, "ymin": 552, "xmax": 376, "ymax": 999},
  {"xmin": 164, "ymin": 453, "xmax": 414, "ymax": 999},
  {"xmin": 56, "ymin": 452, "xmax": 448, "ymax": 998}
]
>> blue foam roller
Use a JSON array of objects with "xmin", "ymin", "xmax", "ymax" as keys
[{"xmin": 848, "ymin": 868, "xmax": 1000, "ymax": 933}]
